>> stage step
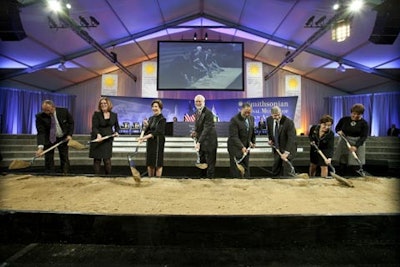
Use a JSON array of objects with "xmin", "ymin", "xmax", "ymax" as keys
[{"xmin": 1, "ymin": 134, "xmax": 399, "ymax": 172}]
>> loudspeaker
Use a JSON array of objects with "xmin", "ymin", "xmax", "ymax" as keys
[
  {"xmin": 368, "ymin": 0, "xmax": 400, "ymax": 45},
  {"xmin": 0, "ymin": 0, "xmax": 27, "ymax": 41}
]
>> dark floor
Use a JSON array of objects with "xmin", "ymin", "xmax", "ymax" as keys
[
  {"xmin": 1, "ymin": 242, "xmax": 399, "ymax": 266},
  {"xmin": 1, "ymin": 213, "xmax": 399, "ymax": 266}
]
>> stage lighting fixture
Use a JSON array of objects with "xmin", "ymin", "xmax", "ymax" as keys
[
  {"xmin": 315, "ymin": 15, "xmax": 326, "ymax": 27},
  {"xmin": 110, "ymin": 51, "xmax": 117, "ymax": 63},
  {"xmin": 90, "ymin": 16, "xmax": 100, "ymax": 26},
  {"xmin": 305, "ymin": 16, "xmax": 315, "ymax": 27},
  {"xmin": 336, "ymin": 63, "xmax": 346, "ymax": 73},
  {"xmin": 57, "ymin": 61, "xmax": 67, "ymax": 72},
  {"xmin": 79, "ymin": 16, "xmax": 90, "ymax": 27},
  {"xmin": 332, "ymin": 19, "xmax": 350, "ymax": 42}
]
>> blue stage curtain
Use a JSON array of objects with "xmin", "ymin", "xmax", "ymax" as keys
[
  {"xmin": 371, "ymin": 92, "xmax": 400, "ymax": 137},
  {"xmin": 325, "ymin": 92, "xmax": 400, "ymax": 137},
  {"xmin": 0, "ymin": 88, "xmax": 75, "ymax": 134}
]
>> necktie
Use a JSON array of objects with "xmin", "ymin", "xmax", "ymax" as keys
[
  {"xmin": 274, "ymin": 120, "xmax": 279, "ymax": 147},
  {"xmin": 245, "ymin": 118, "xmax": 249, "ymax": 131},
  {"xmin": 50, "ymin": 114, "xmax": 56, "ymax": 143}
]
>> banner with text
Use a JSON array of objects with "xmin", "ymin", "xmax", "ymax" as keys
[{"xmin": 108, "ymin": 96, "xmax": 298, "ymax": 127}]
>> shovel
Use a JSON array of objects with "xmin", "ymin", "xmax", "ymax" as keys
[
  {"xmin": 67, "ymin": 139, "xmax": 87, "ymax": 150},
  {"xmin": 234, "ymin": 147, "xmax": 250, "ymax": 177},
  {"xmin": 271, "ymin": 144, "xmax": 309, "ymax": 179},
  {"xmin": 88, "ymin": 133, "xmax": 118, "ymax": 145},
  {"xmin": 310, "ymin": 141, "xmax": 354, "ymax": 187},
  {"xmin": 127, "ymin": 130, "xmax": 145, "ymax": 183},
  {"xmin": 193, "ymin": 139, "xmax": 208, "ymax": 169},
  {"xmin": 339, "ymin": 134, "xmax": 366, "ymax": 177},
  {"xmin": 9, "ymin": 139, "xmax": 68, "ymax": 170}
]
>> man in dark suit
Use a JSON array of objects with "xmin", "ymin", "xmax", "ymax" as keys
[
  {"xmin": 227, "ymin": 103, "xmax": 256, "ymax": 178},
  {"xmin": 191, "ymin": 95, "xmax": 218, "ymax": 178},
  {"xmin": 266, "ymin": 106, "xmax": 297, "ymax": 177},
  {"xmin": 35, "ymin": 100, "xmax": 74, "ymax": 174}
]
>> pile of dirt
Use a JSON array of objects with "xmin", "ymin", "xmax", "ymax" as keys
[{"xmin": 0, "ymin": 174, "xmax": 399, "ymax": 215}]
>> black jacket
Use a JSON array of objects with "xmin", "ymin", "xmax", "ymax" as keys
[
  {"xmin": 36, "ymin": 107, "xmax": 74, "ymax": 146},
  {"xmin": 227, "ymin": 112, "xmax": 256, "ymax": 155}
]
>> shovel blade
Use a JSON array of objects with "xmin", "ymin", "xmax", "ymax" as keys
[
  {"xmin": 236, "ymin": 163, "xmax": 245, "ymax": 177},
  {"xmin": 9, "ymin": 160, "xmax": 32, "ymax": 170},
  {"xmin": 331, "ymin": 172, "xmax": 354, "ymax": 187},
  {"xmin": 127, "ymin": 155, "xmax": 141, "ymax": 183},
  {"xmin": 68, "ymin": 139, "xmax": 87, "ymax": 150},
  {"xmin": 195, "ymin": 163, "xmax": 208, "ymax": 169}
]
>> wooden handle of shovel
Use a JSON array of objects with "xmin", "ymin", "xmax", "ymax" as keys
[
  {"xmin": 89, "ymin": 133, "xmax": 117, "ymax": 143},
  {"xmin": 339, "ymin": 134, "xmax": 361, "ymax": 162},
  {"xmin": 39, "ymin": 139, "xmax": 68, "ymax": 157}
]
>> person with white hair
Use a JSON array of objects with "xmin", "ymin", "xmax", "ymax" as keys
[
  {"xmin": 191, "ymin": 95, "xmax": 218, "ymax": 178},
  {"xmin": 266, "ymin": 106, "xmax": 297, "ymax": 177}
]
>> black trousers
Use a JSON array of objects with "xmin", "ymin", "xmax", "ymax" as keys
[
  {"xmin": 44, "ymin": 137, "xmax": 70, "ymax": 174},
  {"xmin": 199, "ymin": 148, "xmax": 217, "ymax": 178},
  {"xmin": 271, "ymin": 152, "xmax": 292, "ymax": 177},
  {"xmin": 229, "ymin": 152, "xmax": 250, "ymax": 178}
]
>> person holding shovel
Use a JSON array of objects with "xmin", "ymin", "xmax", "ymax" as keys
[
  {"xmin": 138, "ymin": 99, "xmax": 166, "ymax": 177},
  {"xmin": 190, "ymin": 94, "xmax": 218, "ymax": 178},
  {"xmin": 35, "ymin": 99, "xmax": 74, "ymax": 174},
  {"xmin": 89, "ymin": 97, "xmax": 120, "ymax": 175},
  {"xmin": 227, "ymin": 103, "xmax": 256, "ymax": 178},
  {"xmin": 266, "ymin": 106, "xmax": 297, "ymax": 177},
  {"xmin": 308, "ymin": 115, "xmax": 334, "ymax": 178},
  {"xmin": 334, "ymin": 103, "xmax": 369, "ymax": 176}
]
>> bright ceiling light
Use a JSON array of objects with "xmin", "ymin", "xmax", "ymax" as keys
[
  {"xmin": 332, "ymin": 19, "xmax": 350, "ymax": 42},
  {"xmin": 349, "ymin": 0, "xmax": 364, "ymax": 12},
  {"xmin": 333, "ymin": 2, "xmax": 340, "ymax": 11},
  {"xmin": 47, "ymin": 0, "xmax": 62, "ymax": 12}
]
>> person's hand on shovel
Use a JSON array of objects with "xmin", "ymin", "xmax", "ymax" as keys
[
  {"xmin": 35, "ymin": 147, "xmax": 44, "ymax": 157},
  {"xmin": 280, "ymin": 151, "xmax": 290, "ymax": 161},
  {"xmin": 95, "ymin": 134, "xmax": 103, "ymax": 143},
  {"xmin": 195, "ymin": 142, "xmax": 200, "ymax": 151}
]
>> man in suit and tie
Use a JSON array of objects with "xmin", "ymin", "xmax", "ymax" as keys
[
  {"xmin": 266, "ymin": 106, "xmax": 297, "ymax": 177},
  {"xmin": 227, "ymin": 103, "xmax": 256, "ymax": 178},
  {"xmin": 191, "ymin": 94, "xmax": 218, "ymax": 178},
  {"xmin": 35, "ymin": 100, "xmax": 74, "ymax": 174}
]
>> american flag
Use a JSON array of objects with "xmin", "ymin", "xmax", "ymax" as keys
[{"xmin": 184, "ymin": 113, "xmax": 196, "ymax": 122}]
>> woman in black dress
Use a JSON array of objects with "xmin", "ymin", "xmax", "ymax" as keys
[
  {"xmin": 89, "ymin": 97, "xmax": 120, "ymax": 175},
  {"xmin": 138, "ymin": 99, "xmax": 166, "ymax": 177},
  {"xmin": 309, "ymin": 115, "xmax": 334, "ymax": 178}
]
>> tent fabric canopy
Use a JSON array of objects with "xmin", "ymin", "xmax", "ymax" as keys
[{"xmin": 0, "ymin": 0, "xmax": 399, "ymax": 93}]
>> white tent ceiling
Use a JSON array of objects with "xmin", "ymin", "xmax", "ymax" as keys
[{"xmin": 1, "ymin": 0, "xmax": 399, "ymax": 93}]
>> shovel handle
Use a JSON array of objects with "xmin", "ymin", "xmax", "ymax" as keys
[
  {"xmin": 311, "ymin": 141, "xmax": 335, "ymax": 173},
  {"xmin": 89, "ymin": 133, "xmax": 117, "ymax": 143},
  {"xmin": 339, "ymin": 134, "xmax": 361, "ymax": 162},
  {"xmin": 38, "ymin": 139, "xmax": 68, "ymax": 157}
]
